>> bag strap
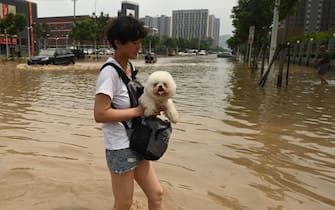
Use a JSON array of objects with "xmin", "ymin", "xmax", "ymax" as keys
[
  {"xmin": 100, "ymin": 62, "xmax": 138, "ymax": 82},
  {"xmin": 100, "ymin": 62, "xmax": 137, "ymax": 129}
]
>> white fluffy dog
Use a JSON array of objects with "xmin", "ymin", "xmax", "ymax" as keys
[{"xmin": 139, "ymin": 71, "xmax": 179, "ymax": 123}]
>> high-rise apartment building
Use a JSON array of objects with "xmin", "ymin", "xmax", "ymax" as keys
[
  {"xmin": 126, "ymin": 7, "xmax": 221, "ymax": 46},
  {"xmin": 208, "ymin": 15, "xmax": 220, "ymax": 47},
  {"xmin": 118, "ymin": 1, "xmax": 139, "ymax": 19},
  {"xmin": 142, "ymin": 15, "xmax": 171, "ymax": 38},
  {"xmin": 320, "ymin": 0, "xmax": 335, "ymax": 31},
  {"xmin": 172, "ymin": 9, "xmax": 209, "ymax": 41},
  {"xmin": 289, "ymin": 0, "xmax": 335, "ymax": 35},
  {"xmin": 288, "ymin": 0, "xmax": 306, "ymax": 36},
  {"xmin": 304, "ymin": 0, "xmax": 323, "ymax": 33},
  {"xmin": 142, "ymin": 16, "xmax": 156, "ymax": 28},
  {"xmin": 158, "ymin": 15, "xmax": 171, "ymax": 38}
]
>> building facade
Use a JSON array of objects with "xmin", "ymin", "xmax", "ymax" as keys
[
  {"xmin": 144, "ymin": 9, "xmax": 220, "ymax": 47},
  {"xmin": 289, "ymin": 0, "xmax": 335, "ymax": 35},
  {"xmin": 118, "ymin": 1, "xmax": 139, "ymax": 19},
  {"xmin": 287, "ymin": 0, "xmax": 335, "ymax": 53},
  {"xmin": 208, "ymin": 15, "xmax": 220, "ymax": 47},
  {"xmin": 304, "ymin": 0, "xmax": 323, "ymax": 33},
  {"xmin": 0, "ymin": 0, "xmax": 37, "ymax": 57},
  {"xmin": 142, "ymin": 15, "xmax": 171, "ymax": 38},
  {"xmin": 172, "ymin": 9, "xmax": 209, "ymax": 41},
  {"xmin": 320, "ymin": 0, "xmax": 335, "ymax": 31},
  {"xmin": 157, "ymin": 15, "xmax": 171, "ymax": 38},
  {"xmin": 38, "ymin": 15, "xmax": 91, "ymax": 48},
  {"xmin": 288, "ymin": 0, "xmax": 307, "ymax": 36}
]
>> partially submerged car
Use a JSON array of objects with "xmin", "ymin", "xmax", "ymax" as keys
[
  {"xmin": 27, "ymin": 48, "xmax": 75, "ymax": 65},
  {"xmin": 144, "ymin": 52, "xmax": 157, "ymax": 63}
]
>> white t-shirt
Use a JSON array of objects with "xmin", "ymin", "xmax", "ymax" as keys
[{"xmin": 95, "ymin": 58, "xmax": 132, "ymax": 150}]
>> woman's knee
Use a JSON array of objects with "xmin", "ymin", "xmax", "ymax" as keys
[{"xmin": 150, "ymin": 185, "xmax": 164, "ymax": 203}]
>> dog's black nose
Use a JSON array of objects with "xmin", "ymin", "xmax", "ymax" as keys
[{"xmin": 158, "ymin": 85, "xmax": 164, "ymax": 91}]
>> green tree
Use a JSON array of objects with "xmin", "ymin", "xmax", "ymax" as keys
[
  {"xmin": 0, "ymin": 13, "xmax": 28, "ymax": 56},
  {"xmin": 2, "ymin": 13, "xmax": 16, "ymax": 35},
  {"xmin": 176, "ymin": 38, "xmax": 187, "ymax": 51},
  {"xmin": 229, "ymin": 0, "xmax": 300, "ymax": 51},
  {"xmin": 0, "ymin": 18, "xmax": 4, "ymax": 33},
  {"xmin": 34, "ymin": 22, "xmax": 50, "ymax": 49},
  {"xmin": 229, "ymin": 0, "xmax": 274, "ymax": 54},
  {"xmin": 14, "ymin": 13, "xmax": 27, "ymax": 52},
  {"xmin": 143, "ymin": 35, "xmax": 160, "ymax": 53},
  {"xmin": 92, "ymin": 12, "xmax": 110, "ymax": 46},
  {"xmin": 69, "ymin": 18, "xmax": 98, "ymax": 45},
  {"xmin": 161, "ymin": 37, "xmax": 177, "ymax": 53}
]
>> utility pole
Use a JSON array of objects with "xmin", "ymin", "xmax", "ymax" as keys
[
  {"xmin": 28, "ymin": 1, "xmax": 35, "ymax": 56},
  {"xmin": 5, "ymin": 29, "xmax": 9, "ymax": 59},
  {"xmin": 269, "ymin": 0, "xmax": 280, "ymax": 66},
  {"xmin": 248, "ymin": 25, "xmax": 255, "ymax": 67},
  {"xmin": 27, "ymin": 27, "xmax": 31, "ymax": 58},
  {"xmin": 72, "ymin": 0, "xmax": 78, "ymax": 20},
  {"xmin": 72, "ymin": 0, "xmax": 78, "ymax": 48}
]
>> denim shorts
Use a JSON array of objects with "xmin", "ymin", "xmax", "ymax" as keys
[{"xmin": 105, "ymin": 148, "xmax": 144, "ymax": 174}]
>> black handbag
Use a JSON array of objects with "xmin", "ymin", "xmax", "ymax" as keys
[
  {"xmin": 100, "ymin": 62, "xmax": 172, "ymax": 160},
  {"xmin": 127, "ymin": 116, "xmax": 171, "ymax": 160}
]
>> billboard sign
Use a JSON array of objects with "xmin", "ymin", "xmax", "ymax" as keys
[{"xmin": 0, "ymin": 3, "xmax": 16, "ymax": 18}]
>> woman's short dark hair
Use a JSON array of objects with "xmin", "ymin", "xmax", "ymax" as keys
[{"xmin": 106, "ymin": 16, "xmax": 148, "ymax": 49}]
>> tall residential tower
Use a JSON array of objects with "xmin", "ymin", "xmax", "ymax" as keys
[{"xmin": 172, "ymin": 9, "xmax": 209, "ymax": 41}]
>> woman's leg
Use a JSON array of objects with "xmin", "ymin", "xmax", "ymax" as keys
[
  {"xmin": 318, "ymin": 65, "xmax": 329, "ymax": 84},
  {"xmin": 111, "ymin": 170, "xmax": 135, "ymax": 210},
  {"xmin": 135, "ymin": 160, "xmax": 164, "ymax": 210}
]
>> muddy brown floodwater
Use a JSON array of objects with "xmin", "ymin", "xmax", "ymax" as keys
[{"xmin": 0, "ymin": 56, "xmax": 334, "ymax": 210}]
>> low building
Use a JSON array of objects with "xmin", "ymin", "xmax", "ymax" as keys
[
  {"xmin": 0, "ymin": 0, "xmax": 37, "ymax": 57},
  {"xmin": 38, "ymin": 15, "xmax": 88, "ymax": 48}
]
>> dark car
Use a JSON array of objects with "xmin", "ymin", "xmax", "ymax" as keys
[
  {"xmin": 71, "ymin": 48, "xmax": 85, "ymax": 59},
  {"xmin": 27, "ymin": 48, "xmax": 75, "ymax": 65}
]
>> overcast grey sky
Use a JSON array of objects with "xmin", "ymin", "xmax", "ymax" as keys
[{"xmin": 31, "ymin": 0, "xmax": 237, "ymax": 35}]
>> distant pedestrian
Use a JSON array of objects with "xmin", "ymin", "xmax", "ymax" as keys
[{"xmin": 314, "ymin": 45, "xmax": 331, "ymax": 84}]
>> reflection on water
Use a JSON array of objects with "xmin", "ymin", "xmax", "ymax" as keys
[{"xmin": 0, "ymin": 56, "xmax": 334, "ymax": 209}]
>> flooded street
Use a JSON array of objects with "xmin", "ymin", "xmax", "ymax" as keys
[{"xmin": 0, "ymin": 56, "xmax": 334, "ymax": 210}]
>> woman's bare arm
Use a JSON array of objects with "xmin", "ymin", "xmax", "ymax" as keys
[{"xmin": 94, "ymin": 93, "xmax": 144, "ymax": 123}]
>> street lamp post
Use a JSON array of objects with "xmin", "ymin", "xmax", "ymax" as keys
[
  {"xmin": 294, "ymin": 40, "xmax": 300, "ymax": 64},
  {"xmin": 306, "ymin": 37, "xmax": 314, "ymax": 66},
  {"xmin": 5, "ymin": 29, "xmax": 9, "ymax": 60},
  {"xmin": 55, "ymin": 36, "xmax": 59, "ymax": 48},
  {"xmin": 328, "ymin": 32, "xmax": 335, "ymax": 52},
  {"xmin": 27, "ymin": 26, "xmax": 32, "ymax": 59},
  {"xmin": 92, "ymin": 12, "xmax": 98, "ymax": 60},
  {"xmin": 72, "ymin": 0, "xmax": 78, "ymax": 20},
  {"xmin": 5, "ymin": 29, "xmax": 9, "ymax": 59},
  {"xmin": 298, "ymin": 41, "xmax": 303, "ymax": 65}
]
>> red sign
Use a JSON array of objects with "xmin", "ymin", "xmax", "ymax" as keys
[
  {"xmin": 0, "ymin": 37, "xmax": 17, "ymax": 45},
  {"xmin": 2, "ymin": 4, "xmax": 8, "ymax": 17}
]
